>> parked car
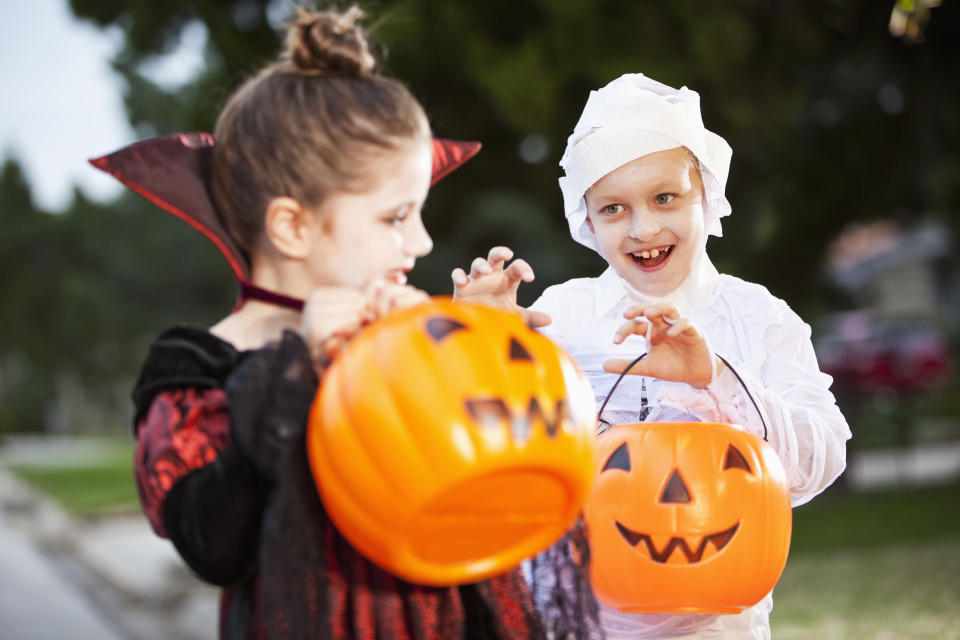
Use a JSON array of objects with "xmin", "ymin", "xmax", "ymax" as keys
[{"xmin": 815, "ymin": 312, "xmax": 953, "ymax": 395}]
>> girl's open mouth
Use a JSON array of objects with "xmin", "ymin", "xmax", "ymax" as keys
[
  {"xmin": 629, "ymin": 245, "xmax": 674, "ymax": 270},
  {"xmin": 386, "ymin": 271, "xmax": 409, "ymax": 285}
]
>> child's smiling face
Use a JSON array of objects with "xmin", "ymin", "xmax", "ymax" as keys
[{"xmin": 584, "ymin": 147, "xmax": 706, "ymax": 297}]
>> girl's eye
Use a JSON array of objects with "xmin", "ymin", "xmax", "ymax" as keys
[
  {"xmin": 654, "ymin": 193, "xmax": 676, "ymax": 206},
  {"xmin": 601, "ymin": 203, "xmax": 624, "ymax": 215},
  {"xmin": 384, "ymin": 207, "xmax": 411, "ymax": 227}
]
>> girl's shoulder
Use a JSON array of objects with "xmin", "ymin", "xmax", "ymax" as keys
[
  {"xmin": 143, "ymin": 325, "xmax": 241, "ymax": 371},
  {"xmin": 132, "ymin": 325, "xmax": 243, "ymax": 424}
]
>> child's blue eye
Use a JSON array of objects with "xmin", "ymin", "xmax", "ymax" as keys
[
  {"xmin": 654, "ymin": 193, "xmax": 675, "ymax": 205},
  {"xmin": 601, "ymin": 204, "xmax": 624, "ymax": 215}
]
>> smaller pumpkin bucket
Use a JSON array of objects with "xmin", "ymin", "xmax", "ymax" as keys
[
  {"xmin": 584, "ymin": 421, "xmax": 791, "ymax": 614},
  {"xmin": 307, "ymin": 298, "xmax": 598, "ymax": 586}
]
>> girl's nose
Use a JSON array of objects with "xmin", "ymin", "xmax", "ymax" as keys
[
  {"xmin": 629, "ymin": 208, "xmax": 661, "ymax": 239},
  {"xmin": 406, "ymin": 216, "xmax": 433, "ymax": 258}
]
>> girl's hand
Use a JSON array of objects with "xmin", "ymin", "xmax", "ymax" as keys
[
  {"xmin": 602, "ymin": 303, "xmax": 722, "ymax": 388},
  {"xmin": 301, "ymin": 287, "xmax": 371, "ymax": 366},
  {"xmin": 451, "ymin": 246, "xmax": 551, "ymax": 328},
  {"xmin": 301, "ymin": 281, "xmax": 428, "ymax": 366},
  {"xmin": 365, "ymin": 279, "xmax": 430, "ymax": 319}
]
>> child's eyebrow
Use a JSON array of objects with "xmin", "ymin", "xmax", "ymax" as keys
[
  {"xmin": 644, "ymin": 175, "xmax": 693, "ymax": 192},
  {"xmin": 378, "ymin": 199, "xmax": 422, "ymax": 216},
  {"xmin": 585, "ymin": 191, "xmax": 627, "ymax": 206}
]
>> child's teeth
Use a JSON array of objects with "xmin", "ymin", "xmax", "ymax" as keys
[
  {"xmin": 651, "ymin": 249, "xmax": 660, "ymax": 258},
  {"xmin": 641, "ymin": 251, "xmax": 651, "ymax": 259}
]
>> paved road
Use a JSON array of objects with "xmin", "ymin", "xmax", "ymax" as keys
[
  {"xmin": 0, "ymin": 463, "xmax": 218, "ymax": 640},
  {"xmin": 0, "ymin": 503, "xmax": 126, "ymax": 640}
]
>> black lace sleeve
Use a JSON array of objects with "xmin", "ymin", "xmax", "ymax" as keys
[
  {"xmin": 168, "ymin": 330, "xmax": 319, "ymax": 585},
  {"xmin": 162, "ymin": 446, "xmax": 268, "ymax": 584},
  {"xmin": 132, "ymin": 327, "xmax": 319, "ymax": 586},
  {"xmin": 224, "ymin": 330, "xmax": 320, "ymax": 482}
]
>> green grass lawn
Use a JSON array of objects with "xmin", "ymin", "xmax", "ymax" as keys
[
  {"xmin": 772, "ymin": 538, "xmax": 960, "ymax": 639},
  {"xmin": 790, "ymin": 480, "xmax": 960, "ymax": 552},
  {"xmin": 6, "ymin": 439, "xmax": 139, "ymax": 517},
  {"xmin": 772, "ymin": 480, "xmax": 960, "ymax": 639}
]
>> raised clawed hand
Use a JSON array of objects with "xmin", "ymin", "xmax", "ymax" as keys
[
  {"xmin": 451, "ymin": 246, "xmax": 551, "ymax": 328},
  {"xmin": 603, "ymin": 302, "xmax": 721, "ymax": 388},
  {"xmin": 300, "ymin": 249, "xmax": 718, "ymax": 389}
]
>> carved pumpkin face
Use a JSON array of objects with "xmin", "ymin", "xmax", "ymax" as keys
[
  {"xmin": 307, "ymin": 297, "xmax": 596, "ymax": 586},
  {"xmin": 584, "ymin": 422, "xmax": 791, "ymax": 614}
]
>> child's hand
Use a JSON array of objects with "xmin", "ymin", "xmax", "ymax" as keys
[
  {"xmin": 602, "ymin": 303, "xmax": 722, "ymax": 388},
  {"xmin": 301, "ymin": 281, "xmax": 428, "ymax": 366},
  {"xmin": 301, "ymin": 286, "xmax": 371, "ymax": 366},
  {"xmin": 451, "ymin": 246, "xmax": 551, "ymax": 328},
  {"xmin": 365, "ymin": 279, "xmax": 430, "ymax": 318}
]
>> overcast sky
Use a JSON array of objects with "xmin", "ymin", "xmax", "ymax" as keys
[{"xmin": 0, "ymin": 0, "xmax": 207, "ymax": 212}]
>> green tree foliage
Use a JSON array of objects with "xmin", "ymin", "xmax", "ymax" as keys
[
  {"xmin": 67, "ymin": 0, "xmax": 960, "ymax": 306},
  {"xmin": 2, "ymin": 0, "xmax": 957, "ymax": 433},
  {"xmin": 0, "ymin": 159, "xmax": 233, "ymax": 433}
]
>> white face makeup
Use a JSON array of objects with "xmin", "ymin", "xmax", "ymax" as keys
[
  {"xmin": 584, "ymin": 147, "xmax": 706, "ymax": 298},
  {"xmin": 306, "ymin": 139, "xmax": 434, "ymax": 289}
]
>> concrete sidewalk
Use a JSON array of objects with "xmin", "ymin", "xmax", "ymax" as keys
[
  {"xmin": 0, "ymin": 450, "xmax": 218, "ymax": 640},
  {"xmin": 0, "ymin": 500, "xmax": 126, "ymax": 640}
]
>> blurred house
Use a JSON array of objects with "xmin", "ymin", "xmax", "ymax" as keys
[
  {"xmin": 817, "ymin": 219, "xmax": 954, "ymax": 395},
  {"xmin": 827, "ymin": 219, "xmax": 955, "ymax": 320}
]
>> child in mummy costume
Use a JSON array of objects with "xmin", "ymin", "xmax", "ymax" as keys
[{"xmin": 453, "ymin": 74, "xmax": 852, "ymax": 639}]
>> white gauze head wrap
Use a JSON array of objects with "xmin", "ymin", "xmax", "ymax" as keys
[{"xmin": 559, "ymin": 73, "xmax": 733, "ymax": 253}]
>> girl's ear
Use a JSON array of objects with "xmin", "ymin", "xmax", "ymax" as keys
[
  {"xmin": 585, "ymin": 215, "xmax": 596, "ymax": 234},
  {"xmin": 264, "ymin": 196, "xmax": 314, "ymax": 259}
]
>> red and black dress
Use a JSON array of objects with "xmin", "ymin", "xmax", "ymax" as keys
[{"xmin": 132, "ymin": 325, "xmax": 547, "ymax": 640}]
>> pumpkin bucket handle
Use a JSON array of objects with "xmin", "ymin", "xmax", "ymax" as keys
[
  {"xmin": 596, "ymin": 352, "xmax": 769, "ymax": 441},
  {"xmin": 596, "ymin": 352, "xmax": 647, "ymax": 432}
]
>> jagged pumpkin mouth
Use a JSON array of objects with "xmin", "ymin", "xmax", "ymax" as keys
[{"xmin": 614, "ymin": 521, "xmax": 740, "ymax": 564}]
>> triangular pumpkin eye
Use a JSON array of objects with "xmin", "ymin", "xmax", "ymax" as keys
[
  {"xmin": 723, "ymin": 444, "xmax": 752, "ymax": 473},
  {"xmin": 602, "ymin": 442, "xmax": 630, "ymax": 472},
  {"xmin": 509, "ymin": 337, "xmax": 533, "ymax": 361},
  {"xmin": 426, "ymin": 316, "xmax": 467, "ymax": 342}
]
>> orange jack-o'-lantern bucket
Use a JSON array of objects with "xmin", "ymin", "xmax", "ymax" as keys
[
  {"xmin": 307, "ymin": 298, "xmax": 597, "ymax": 586},
  {"xmin": 584, "ymin": 421, "xmax": 791, "ymax": 614}
]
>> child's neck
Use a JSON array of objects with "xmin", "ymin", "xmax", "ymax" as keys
[
  {"xmin": 248, "ymin": 251, "xmax": 315, "ymax": 303},
  {"xmin": 210, "ymin": 300, "xmax": 302, "ymax": 351},
  {"xmin": 621, "ymin": 253, "xmax": 719, "ymax": 314}
]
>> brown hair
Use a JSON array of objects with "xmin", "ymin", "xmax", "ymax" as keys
[{"xmin": 210, "ymin": 5, "xmax": 430, "ymax": 254}]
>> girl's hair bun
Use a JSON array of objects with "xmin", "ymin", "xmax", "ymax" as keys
[{"xmin": 284, "ymin": 5, "xmax": 376, "ymax": 76}]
